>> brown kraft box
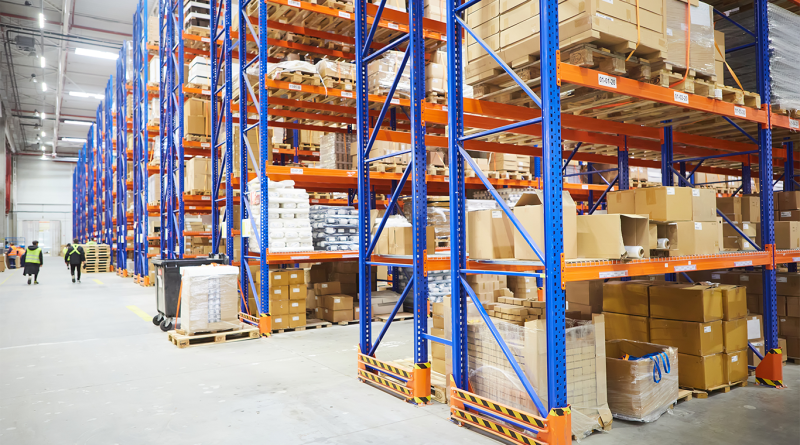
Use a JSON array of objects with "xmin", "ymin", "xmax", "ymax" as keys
[
  {"xmin": 649, "ymin": 319, "xmax": 723, "ymax": 356},
  {"xmin": 722, "ymin": 350, "xmax": 748, "ymax": 384},
  {"xmin": 648, "ymin": 284, "xmax": 723, "ymax": 322},
  {"xmin": 678, "ymin": 353, "xmax": 724, "ymax": 390},
  {"xmin": 314, "ymin": 281, "xmax": 342, "ymax": 296},
  {"xmin": 603, "ymin": 281, "xmax": 653, "ymax": 317},
  {"xmin": 603, "ymin": 312, "xmax": 650, "ymax": 342},
  {"xmin": 722, "ymin": 318, "xmax": 748, "ymax": 353}
]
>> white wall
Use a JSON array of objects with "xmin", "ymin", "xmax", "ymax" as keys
[{"xmin": 12, "ymin": 157, "xmax": 75, "ymax": 248}]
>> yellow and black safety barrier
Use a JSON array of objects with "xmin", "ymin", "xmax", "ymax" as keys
[
  {"xmin": 452, "ymin": 388, "xmax": 546, "ymax": 429},
  {"xmin": 358, "ymin": 369, "xmax": 411, "ymax": 397},
  {"xmin": 359, "ymin": 354, "xmax": 411, "ymax": 379},
  {"xmin": 452, "ymin": 408, "xmax": 544, "ymax": 445}
]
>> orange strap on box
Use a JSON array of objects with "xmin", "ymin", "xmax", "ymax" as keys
[
  {"xmin": 714, "ymin": 40, "xmax": 744, "ymax": 91},
  {"xmin": 625, "ymin": 0, "xmax": 641, "ymax": 62},
  {"xmin": 670, "ymin": 1, "xmax": 691, "ymax": 88}
]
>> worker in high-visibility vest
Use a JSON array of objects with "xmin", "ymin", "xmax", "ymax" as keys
[
  {"xmin": 65, "ymin": 240, "xmax": 86, "ymax": 283},
  {"xmin": 86, "ymin": 238, "xmax": 97, "ymax": 245},
  {"xmin": 6, "ymin": 243, "xmax": 24, "ymax": 269},
  {"xmin": 21, "ymin": 240, "xmax": 43, "ymax": 285}
]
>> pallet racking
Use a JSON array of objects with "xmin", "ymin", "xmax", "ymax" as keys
[
  {"xmin": 132, "ymin": 0, "xmax": 150, "ymax": 283},
  {"xmin": 115, "ymin": 42, "xmax": 129, "ymax": 275}
]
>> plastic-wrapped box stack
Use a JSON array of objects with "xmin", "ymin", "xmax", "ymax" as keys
[
  {"xmin": 368, "ymin": 50, "xmax": 410, "ymax": 96},
  {"xmin": 768, "ymin": 4, "xmax": 800, "ymax": 113},
  {"xmin": 664, "ymin": 0, "xmax": 716, "ymax": 79},
  {"xmin": 247, "ymin": 178, "xmax": 313, "ymax": 253},
  {"xmin": 310, "ymin": 205, "xmax": 358, "ymax": 251},
  {"xmin": 319, "ymin": 133, "xmax": 356, "ymax": 170},
  {"xmin": 473, "ymin": 190, "xmax": 530, "ymax": 207},
  {"xmin": 428, "ymin": 270, "xmax": 451, "ymax": 303},
  {"xmin": 179, "ymin": 265, "xmax": 240, "ymax": 335}
]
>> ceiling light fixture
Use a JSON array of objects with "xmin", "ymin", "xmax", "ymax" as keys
[
  {"xmin": 41, "ymin": 82, "xmax": 47, "ymax": 92},
  {"xmin": 40, "ymin": 56, "xmax": 46, "ymax": 68},
  {"xmin": 75, "ymin": 48, "xmax": 119, "ymax": 60},
  {"xmin": 69, "ymin": 91, "xmax": 104, "ymax": 100},
  {"xmin": 41, "ymin": 131, "xmax": 45, "ymax": 137},
  {"xmin": 39, "ymin": 13, "xmax": 44, "ymax": 28},
  {"xmin": 64, "ymin": 120, "xmax": 93, "ymax": 126},
  {"xmin": 61, "ymin": 137, "xmax": 87, "ymax": 143}
]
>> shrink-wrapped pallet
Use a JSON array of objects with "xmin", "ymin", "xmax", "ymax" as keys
[
  {"xmin": 664, "ymin": 0, "xmax": 715, "ymax": 78},
  {"xmin": 179, "ymin": 265, "xmax": 240, "ymax": 335},
  {"xmin": 768, "ymin": 4, "xmax": 800, "ymax": 113}
]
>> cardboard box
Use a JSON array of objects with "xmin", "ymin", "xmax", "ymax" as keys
[
  {"xmin": 718, "ymin": 285, "xmax": 747, "ymax": 320},
  {"xmin": 606, "ymin": 340, "xmax": 679, "ymax": 421},
  {"xmin": 577, "ymin": 214, "xmax": 650, "ymax": 259},
  {"xmin": 678, "ymin": 353, "xmax": 724, "ymax": 390},
  {"xmin": 322, "ymin": 307, "xmax": 354, "ymax": 323},
  {"xmin": 738, "ymin": 272, "xmax": 762, "ymax": 294},
  {"xmin": 787, "ymin": 296, "xmax": 800, "ymax": 317},
  {"xmin": 779, "ymin": 317, "xmax": 800, "ymax": 337},
  {"xmin": 778, "ymin": 209, "xmax": 800, "ymax": 222},
  {"xmin": 649, "ymin": 319, "xmax": 723, "ymax": 356},
  {"xmin": 740, "ymin": 195, "xmax": 760, "ymax": 223},
  {"xmin": 271, "ymin": 300, "xmax": 290, "ymax": 315},
  {"xmin": 603, "ymin": 281, "xmax": 653, "ymax": 317},
  {"xmin": 634, "ymin": 187, "xmax": 693, "ymax": 222},
  {"xmin": 271, "ymin": 285, "xmax": 289, "ymax": 301},
  {"xmin": 306, "ymin": 288, "xmax": 317, "ymax": 310},
  {"xmin": 272, "ymin": 315, "xmax": 289, "ymax": 330},
  {"xmin": 314, "ymin": 282, "xmax": 342, "ymax": 296},
  {"xmin": 648, "ymin": 284, "xmax": 723, "ymax": 322},
  {"xmin": 722, "ymin": 222, "xmax": 757, "ymax": 250},
  {"xmin": 775, "ymin": 222, "xmax": 800, "ymax": 249},
  {"xmin": 566, "ymin": 281, "xmax": 604, "ymax": 314},
  {"xmin": 777, "ymin": 191, "xmax": 800, "ymax": 211},
  {"xmin": 323, "ymin": 294, "xmax": 354, "ymax": 311},
  {"xmin": 467, "ymin": 209, "xmax": 515, "ymax": 259},
  {"xmin": 722, "ymin": 350, "xmax": 747, "ymax": 384},
  {"xmin": 286, "ymin": 268, "xmax": 305, "ymax": 285},
  {"xmin": 603, "ymin": 312, "xmax": 650, "ymax": 342},
  {"xmin": 513, "ymin": 191, "xmax": 577, "ymax": 260},
  {"xmin": 717, "ymin": 196, "xmax": 741, "ymax": 215},
  {"xmin": 289, "ymin": 299, "xmax": 306, "ymax": 315},
  {"xmin": 778, "ymin": 295, "xmax": 787, "ymax": 317},
  {"xmin": 723, "ymin": 318, "xmax": 748, "ymax": 353},
  {"xmin": 785, "ymin": 336, "xmax": 800, "ymax": 358},
  {"xmin": 691, "ymin": 188, "xmax": 718, "ymax": 222},
  {"xmin": 269, "ymin": 270, "xmax": 289, "ymax": 286},
  {"xmin": 289, "ymin": 313, "xmax": 307, "ymax": 328},
  {"xmin": 375, "ymin": 225, "xmax": 436, "ymax": 255},
  {"xmin": 746, "ymin": 315, "xmax": 764, "ymax": 341},
  {"xmin": 747, "ymin": 293, "xmax": 763, "ymax": 315},
  {"xmin": 309, "ymin": 264, "xmax": 329, "ymax": 283},
  {"xmin": 289, "ymin": 284, "xmax": 307, "ymax": 300},
  {"xmin": 185, "ymin": 157, "xmax": 211, "ymax": 191},
  {"xmin": 607, "ymin": 190, "xmax": 636, "ymax": 215},
  {"xmin": 777, "ymin": 273, "xmax": 800, "ymax": 297},
  {"xmin": 654, "ymin": 221, "xmax": 719, "ymax": 256}
]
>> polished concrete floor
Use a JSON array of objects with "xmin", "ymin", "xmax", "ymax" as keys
[{"xmin": 0, "ymin": 264, "xmax": 798, "ymax": 445}]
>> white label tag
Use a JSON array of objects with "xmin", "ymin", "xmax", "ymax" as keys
[
  {"xmin": 201, "ymin": 37, "xmax": 210, "ymax": 43},
  {"xmin": 674, "ymin": 91, "xmax": 689, "ymax": 104},
  {"xmin": 322, "ymin": 284, "xmax": 328, "ymax": 289},
  {"xmin": 275, "ymin": 317, "xmax": 283, "ymax": 323},
  {"xmin": 343, "ymin": 254, "xmax": 359, "ymax": 258},
  {"xmin": 338, "ymin": 11, "xmax": 350, "ymax": 19},
  {"xmin": 743, "ymin": 223, "xmax": 749, "ymax": 229},
  {"xmin": 290, "ymin": 168, "xmax": 303, "ymax": 174},
  {"xmin": 732, "ymin": 355, "xmax": 738, "ymax": 362},
  {"xmin": 582, "ymin": 184, "xmax": 589, "ymax": 189},
  {"xmin": 442, "ymin": 106, "xmax": 449, "ymax": 112},
  {"xmin": 737, "ymin": 261, "xmax": 753, "ymax": 268},
  {"xmin": 288, "ymin": 0, "xmax": 301, "ymax": 6},
  {"xmin": 601, "ymin": 0, "xmax": 613, "ymax": 3},
  {"xmin": 292, "ymin": 302, "xmax": 298, "ymax": 307},
  {"xmin": 598, "ymin": 73, "xmax": 617, "ymax": 89},
  {"xmin": 201, "ymin": 142, "xmax": 211, "ymax": 148},
  {"xmin": 334, "ymin": 298, "xmax": 340, "ymax": 303},
  {"xmin": 734, "ymin": 106, "xmax": 747, "ymax": 117},
  {"xmin": 711, "ymin": 273, "xmax": 721, "ymax": 280},
  {"xmin": 290, "ymin": 256, "xmax": 310, "ymax": 260},
  {"xmin": 293, "ymin": 287, "xmax": 300, "ymax": 293},
  {"xmin": 794, "ymin": 257, "xmax": 800, "ymax": 262},
  {"xmin": 388, "ymin": 23, "xmax": 399, "ymax": 30},
  {"xmin": 666, "ymin": 28, "xmax": 673, "ymax": 36},
  {"xmin": 289, "ymin": 84, "xmax": 302, "ymax": 91},
  {"xmin": 695, "ymin": 222, "xmax": 702, "ymax": 230},
  {"xmin": 781, "ymin": 211, "xmax": 791, "ymax": 217},
  {"xmin": 599, "ymin": 270, "xmax": 628, "ymax": 278},
  {"xmin": 391, "ymin": 98, "xmax": 400, "ymax": 105},
  {"xmin": 341, "ymin": 91, "xmax": 353, "ymax": 98},
  {"xmin": 596, "ymin": 12, "xmax": 613, "ymax": 21},
  {"xmin": 692, "ymin": 189, "xmax": 700, "ymax": 196},
  {"xmin": 242, "ymin": 218, "xmax": 252, "ymax": 237},
  {"xmin": 777, "ymin": 277, "xmax": 788, "ymax": 283},
  {"xmin": 311, "ymin": 199, "xmax": 319, "ymax": 203},
  {"xmin": 790, "ymin": 119, "xmax": 799, "ymax": 130},
  {"xmin": 666, "ymin": 187, "xmax": 675, "ymax": 195},
  {"xmin": 704, "ymin": 326, "xmax": 711, "ymax": 333},
  {"xmin": 274, "ymin": 289, "xmax": 281, "ymax": 294},
  {"xmin": 675, "ymin": 264, "xmax": 697, "ymax": 272},
  {"xmin": 201, "ymin": 90, "xmax": 211, "ymax": 95},
  {"xmin": 491, "ymin": 210, "xmax": 502, "ymax": 219}
]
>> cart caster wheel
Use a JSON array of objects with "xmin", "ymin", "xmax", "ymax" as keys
[
  {"xmin": 160, "ymin": 319, "xmax": 173, "ymax": 332},
  {"xmin": 152, "ymin": 314, "xmax": 164, "ymax": 326}
]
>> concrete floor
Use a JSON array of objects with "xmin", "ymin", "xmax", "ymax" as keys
[{"xmin": 0, "ymin": 264, "xmax": 798, "ymax": 445}]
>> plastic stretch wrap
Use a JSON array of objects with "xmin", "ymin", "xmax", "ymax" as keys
[
  {"xmin": 768, "ymin": 4, "xmax": 800, "ymax": 112},
  {"xmin": 179, "ymin": 265, "xmax": 240, "ymax": 335},
  {"xmin": 367, "ymin": 50, "xmax": 411, "ymax": 95},
  {"xmin": 665, "ymin": 0, "xmax": 715, "ymax": 78},
  {"xmin": 247, "ymin": 178, "xmax": 312, "ymax": 253},
  {"xmin": 606, "ymin": 340, "xmax": 678, "ymax": 422},
  {"xmin": 311, "ymin": 205, "xmax": 358, "ymax": 251},
  {"xmin": 448, "ymin": 313, "xmax": 611, "ymax": 439}
]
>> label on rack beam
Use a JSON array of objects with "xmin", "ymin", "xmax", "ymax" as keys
[
  {"xmin": 582, "ymin": 184, "xmax": 589, "ymax": 189},
  {"xmin": 341, "ymin": 91, "xmax": 353, "ymax": 98},
  {"xmin": 734, "ymin": 106, "xmax": 746, "ymax": 118},
  {"xmin": 201, "ymin": 90, "xmax": 211, "ymax": 96},
  {"xmin": 311, "ymin": 199, "xmax": 320, "ymax": 203},
  {"xmin": 777, "ymin": 276, "xmax": 787, "ymax": 283},
  {"xmin": 794, "ymin": 257, "xmax": 800, "ymax": 262},
  {"xmin": 202, "ymin": 196, "xmax": 211, "ymax": 200},
  {"xmin": 673, "ymin": 91, "xmax": 689, "ymax": 104},
  {"xmin": 201, "ymin": 142, "xmax": 211, "ymax": 148},
  {"xmin": 391, "ymin": 98, "xmax": 400, "ymax": 105},
  {"xmin": 288, "ymin": 0, "xmax": 301, "ymax": 6},
  {"xmin": 675, "ymin": 264, "xmax": 697, "ymax": 272},
  {"xmin": 188, "ymin": 206, "xmax": 197, "ymax": 209},
  {"xmin": 711, "ymin": 273, "xmax": 721, "ymax": 279},
  {"xmin": 790, "ymin": 119, "xmax": 799, "ymax": 130},
  {"xmin": 734, "ymin": 260, "xmax": 753, "ymax": 267},
  {"xmin": 201, "ymin": 37, "xmax": 210, "ymax": 43},
  {"xmin": 343, "ymin": 254, "xmax": 359, "ymax": 258},
  {"xmin": 442, "ymin": 106, "xmax": 448, "ymax": 112},
  {"xmin": 388, "ymin": 23, "xmax": 399, "ymax": 30},
  {"xmin": 599, "ymin": 270, "xmax": 628, "ymax": 279},
  {"xmin": 338, "ymin": 11, "xmax": 351, "ymax": 19},
  {"xmin": 598, "ymin": 73, "xmax": 617, "ymax": 89},
  {"xmin": 289, "ymin": 84, "xmax": 302, "ymax": 91},
  {"xmin": 290, "ymin": 256, "xmax": 310, "ymax": 260},
  {"xmin": 290, "ymin": 168, "xmax": 303, "ymax": 174}
]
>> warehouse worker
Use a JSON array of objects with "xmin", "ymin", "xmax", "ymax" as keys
[
  {"xmin": 86, "ymin": 238, "xmax": 97, "ymax": 245},
  {"xmin": 7, "ymin": 243, "xmax": 25, "ymax": 269},
  {"xmin": 65, "ymin": 240, "xmax": 86, "ymax": 283},
  {"xmin": 21, "ymin": 240, "xmax": 43, "ymax": 285}
]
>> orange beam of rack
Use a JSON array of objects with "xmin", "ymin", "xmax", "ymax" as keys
[{"xmin": 774, "ymin": 250, "xmax": 800, "ymax": 265}]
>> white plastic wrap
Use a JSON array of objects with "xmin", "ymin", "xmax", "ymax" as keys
[
  {"xmin": 247, "ymin": 178, "xmax": 313, "ymax": 253},
  {"xmin": 311, "ymin": 205, "xmax": 359, "ymax": 251},
  {"xmin": 605, "ymin": 340, "xmax": 679, "ymax": 423},
  {"xmin": 665, "ymin": 0, "xmax": 716, "ymax": 78},
  {"xmin": 179, "ymin": 265, "xmax": 240, "ymax": 335},
  {"xmin": 768, "ymin": 4, "xmax": 800, "ymax": 112}
]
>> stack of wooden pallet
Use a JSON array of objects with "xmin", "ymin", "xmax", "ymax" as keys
[{"xmin": 81, "ymin": 244, "xmax": 111, "ymax": 273}]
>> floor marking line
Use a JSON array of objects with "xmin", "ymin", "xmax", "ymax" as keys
[
  {"xmin": 126, "ymin": 305, "xmax": 152, "ymax": 322},
  {"xmin": 92, "ymin": 279, "xmax": 103, "ymax": 285},
  {"xmin": 0, "ymin": 276, "xmax": 10, "ymax": 286}
]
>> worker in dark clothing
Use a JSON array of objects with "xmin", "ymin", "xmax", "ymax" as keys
[
  {"xmin": 65, "ymin": 240, "xmax": 86, "ymax": 283},
  {"xmin": 21, "ymin": 240, "xmax": 43, "ymax": 285}
]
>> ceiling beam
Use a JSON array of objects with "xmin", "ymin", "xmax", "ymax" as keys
[{"xmin": 0, "ymin": 12, "xmax": 131, "ymax": 38}]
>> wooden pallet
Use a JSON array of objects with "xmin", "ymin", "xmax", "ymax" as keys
[
  {"xmin": 486, "ymin": 170, "xmax": 534, "ymax": 181},
  {"xmin": 374, "ymin": 312, "xmax": 414, "ymax": 322},
  {"xmin": 426, "ymin": 166, "xmax": 449, "ymax": 176},
  {"xmin": 334, "ymin": 319, "xmax": 360, "ymax": 326},
  {"xmin": 186, "ymin": 189, "xmax": 211, "ymax": 196},
  {"xmin": 787, "ymin": 357, "xmax": 800, "ymax": 364},
  {"xmin": 681, "ymin": 380, "xmax": 747, "ymax": 399},
  {"xmin": 272, "ymin": 319, "xmax": 332, "ymax": 333},
  {"xmin": 168, "ymin": 324, "xmax": 259, "ymax": 348},
  {"xmin": 370, "ymin": 162, "xmax": 407, "ymax": 173},
  {"xmin": 184, "ymin": 134, "xmax": 210, "ymax": 142},
  {"xmin": 426, "ymin": 91, "xmax": 446, "ymax": 105},
  {"xmin": 669, "ymin": 389, "xmax": 693, "ymax": 408}
]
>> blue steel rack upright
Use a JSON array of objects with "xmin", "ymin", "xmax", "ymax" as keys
[
  {"xmin": 354, "ymin": 0, "xmax": 432, "ymax": 404},
  {"xmin": 159, "ymin": 0, "xmax": 186, "ymax": 261},
  {"xmin": 116, "ymin": 42, "xmax": 129, "ymax": 275},
  {"xmin": 103, "ymin": 77, "xmax": 115, "ymax": 268},
  {"xmin": 86, "ymin": 123, "xmax": 97, "ymax": 241},
  {"xmin": 132, "ymin": 0, "xmax": 150, "ymax": 283}
]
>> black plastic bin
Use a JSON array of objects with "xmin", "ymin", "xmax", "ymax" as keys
[{"xmin": 151, "ymin": 257, "xmax": 226, "ymax": 331}]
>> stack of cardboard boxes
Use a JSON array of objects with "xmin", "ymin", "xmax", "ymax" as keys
[
  {"xmin": 185, "ymin": 157, "xmax": 212, "ymax": 193},
  {"xmin": 320, "ymin": 133, "xmax": 356, "ymax": 170},
  {"xmin": 184, "ymin": 98, "xmax": 211, "ymax": 138},
  {"xmin": 488, "ymin": 153, "xmax": 530, "ymax": 173},
  {"xmin": 267, "ymin": 268, "xmax": 309, "ymax": 330},
  {"xmin": 717, "ymin": 195, "xmax": 760, "ymax": 250},
  {"xmin": 774, "ymin": 191, "xmax": 800, "ymax": 249},
  {"xmin": 603, "ymin": 280, "xmax": 748, "ymax": 389},
  {"xmin": 431, "ymin": 300, "xmax": 448, "ymax": 374},
  {"xmin": 307, "ymin": 262, "xmax": 380, "ymax": 323}
]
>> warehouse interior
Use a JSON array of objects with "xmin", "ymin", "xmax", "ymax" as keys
[{"xmin": 1, "ymin": 0, "xmax": 799, "ymax": 443}]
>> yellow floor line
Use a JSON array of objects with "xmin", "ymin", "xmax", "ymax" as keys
[
  {"xmin": 126, "ymin": 305, "xmax": 151, "ymax": 322},
  {"xmin": 92, "ymin": 279, "xmax": 103, "ymax": 285},
  {"xmin": 0, "ymin": 276, "xmax": 10, "ymax": 286}
]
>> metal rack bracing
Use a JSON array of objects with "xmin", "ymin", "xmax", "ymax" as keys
[
  {"xmin": 133, "ymin": 0, "xmax": 150, "ymax": 282},
  {"xmin": 116, "ymin": 42, "xmax": 129, "ymax": 274}
]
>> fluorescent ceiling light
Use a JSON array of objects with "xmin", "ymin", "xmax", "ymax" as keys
[
  {"xmin": 69, "ymin": 91, "xmax": 105, "ymax": 100},
  {"xmin": 41, "ymin": 112, "xmax": 46, "ymax": 120},
  {"xmin": 41, "ymin": 82, "xmax": 47, "ymax": 92},
  {"xmin": 64, "ymin": 120, "xmax": 93, "ymax": 126},
  {"xmin": 41, "ymin": 145, "xmax": 46, "ymax": 151},
  {"xmin": 61, "ymin": 137, "xmax": 87, "ymax": 143},
  {"xmin": 39, "ymin": 13, "xmax": 44, "ymax": 28},
  {"xmin": 40, "ymin": 56, "xmax": 46, "ymax": 68},
  {"xmin": 75, "ymin": 48, "xmax": 119, "ymax": 60},
  {"xmin": 41, "ymin": 131, "xmax": 46, "ymax": 137}
]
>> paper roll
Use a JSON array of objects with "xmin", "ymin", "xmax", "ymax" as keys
[
  {"xmin": 624, "ymin": 246, "xmax": 645, "ymax": 259},
  {"xmin": 657, "ymin": 238, "xmax": 670, "ymax": 249}
]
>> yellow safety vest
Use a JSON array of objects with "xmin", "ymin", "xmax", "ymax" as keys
[
  {"xmin": 67, "ymin": 246, "xmax": 80, "ymax": 261},
  {"xmin": 25, "ymin": 247, "xmax": 42, "ymax": 264},
  {"xmin": 86, "ymin": 241, "xmax": 97, "ymax": 245}
]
